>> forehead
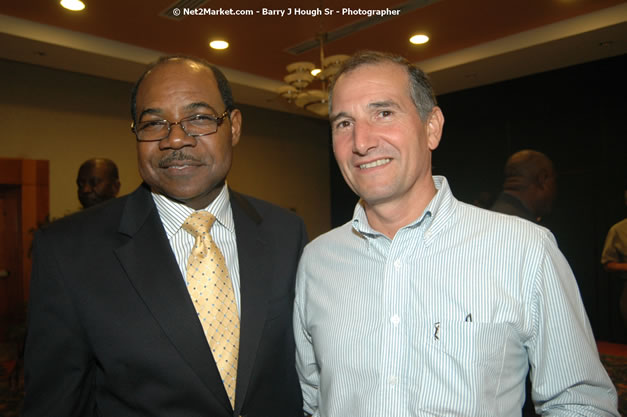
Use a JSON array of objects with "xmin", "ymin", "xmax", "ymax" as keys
[
  {"xmin": 332, "ymin": 62, "xmax": 410, "ymax": 109},
  {"xmin": 136, "ymin": 60, "xmax": 222, "ymax": 110},
  {"xmin": 78, "ymin": 163, "xmax": 108, "ymax": 178}
]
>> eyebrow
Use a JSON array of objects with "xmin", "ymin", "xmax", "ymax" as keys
[
  {"xmin": 329, "ymin": 100, "xmax": 402, "ymax": 123},
  {"xmin": 184, "ymin": 101, "xmax": 217, "ymax": 113},
  {"xmin": 368, "ymin": 100, "xmax": 401, "ymax": 110},
  {"xmin": 137, "ymin": 101, "xmax": 218, "ymax": 121},
  {"xmin": 137, "ymin": 108, "xmax": 162, "ymax": 121},
  {"xmin": 329, "ymin": 111, "xmax": 349, "ymax": 124}
]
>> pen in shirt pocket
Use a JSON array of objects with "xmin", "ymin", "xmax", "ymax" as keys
[{"xmin": 433, "ymin": 313, "xmax": 473, "ymax": 340}]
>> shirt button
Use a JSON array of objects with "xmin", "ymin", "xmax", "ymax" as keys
[
  {"xmin": 394, "ymin": 259, "xmax": 401, "ymax": 270},
  {"xmin": 389, "ymin": 376, "xmax": 398, "ymax": 385},
  {"xmin": 390, "ymin": 315, "xmax": 401, "ymax": 326}
]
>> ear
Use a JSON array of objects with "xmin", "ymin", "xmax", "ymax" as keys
[
  {"xmin": 536, "ymin": 170, "xmax": 550, "ymax": 188},
  {"xmin": 113, "ymin": 180, "xmax": 121, "ymax": 196},
  {"xmin": 229, "ymin": 109, "xmax": 242, "ymax": 147},
  {"xmin": 426, "ymin": 106, "xmax": 444, "ymax": 151}
]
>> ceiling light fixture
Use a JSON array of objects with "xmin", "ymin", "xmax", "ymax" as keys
[
  {"xmin": 60, "ymin": 0, "xmax": 86, "ymax": 11},
  {"xmin": 209, "ymin": 40, "xmax": 229, "ymax": 50},
  {"xmin": 410, "ymin": 34, "xmax": 429, "ymax": 45},
  {"xmin": 278, "ymin": 33, "xmax": 349, "ymax": 117}
]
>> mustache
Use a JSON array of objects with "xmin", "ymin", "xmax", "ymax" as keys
[{"xmin": 158, "ymin": 151, "xmax": 201, "ymax": 168}]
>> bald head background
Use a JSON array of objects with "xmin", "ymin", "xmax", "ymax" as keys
[
  {"xmin": 502, "ymin": 150, "xmax": 556, "ymax": 218},
  {"xmin": 77, "ymin": 158, "xmax": 120, "ymax": 209}
]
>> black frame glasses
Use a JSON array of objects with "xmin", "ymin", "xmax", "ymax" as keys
[{"xmin": 131, "ymin": 110, "xmax": 230, "ymax": 142}]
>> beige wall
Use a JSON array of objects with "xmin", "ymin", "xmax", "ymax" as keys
[{"xmin": 0, "ymin": 59, "xmax": 331, "ymax": 238}]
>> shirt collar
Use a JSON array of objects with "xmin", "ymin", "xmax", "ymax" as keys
[
  {"xmin": 152, "ymin": 183, "xmax": 234, "ymax": 239},
  {"xmin": 351, "ymin": 175, "xmax": 455, "ymax": 241}
]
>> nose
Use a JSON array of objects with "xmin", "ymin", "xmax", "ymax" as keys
[
  {"xmin": 352, "ymin": 121, "xmax": 377, "ymax": 155},
  {"xmin": 159, "ymin": 123, "xmax": 197, "ymax": 150}
]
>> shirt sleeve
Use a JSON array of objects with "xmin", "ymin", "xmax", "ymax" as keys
[
  {"xmin": 527, "ymin": 231, "xmax": 619, "ymax": 416},
  {"xmin": 294, "ymin": 251, "xmax": 320, "ymax": 416}
]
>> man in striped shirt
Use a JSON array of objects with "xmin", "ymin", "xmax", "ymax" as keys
[{"xmin": 294, "ymin": 51, "xmax": 618, "ymax": 416}]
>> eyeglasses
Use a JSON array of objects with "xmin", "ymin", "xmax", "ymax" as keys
[{"xmin": 131, "ymin": 111, "xmax": 229, "ymax": 142}]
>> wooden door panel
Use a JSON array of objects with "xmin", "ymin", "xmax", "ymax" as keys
[{"xmin": 0, "ymin": 186, "xmax": 21, "ymax": 339}]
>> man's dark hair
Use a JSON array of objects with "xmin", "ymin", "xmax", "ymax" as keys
[
  {"xmin": 328, "ymin": 50, "xmax": 437, "ymax": 120},
  {"xmin": 130, "ymin": 55, "xmax": 236, "ymax": 123}
]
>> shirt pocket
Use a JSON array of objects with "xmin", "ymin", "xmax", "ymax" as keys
[
  {"xmin": 417, "ymin": 321, "xmax": 511, "ymax": 415},
  {"xmin": 431, "ymin": 321, "xmax": 509, "ymax": 365}
]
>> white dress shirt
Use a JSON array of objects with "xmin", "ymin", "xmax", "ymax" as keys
[
  {"xmin": 294, "ymin": 176, "xmax": 618, "ymax": 416},
  {"xmin": 152, "ymin": 184, "xmax": 241, "ymax": 314}
]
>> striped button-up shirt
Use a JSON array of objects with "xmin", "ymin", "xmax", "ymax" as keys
[
  {"xmin": 152, "ymin": 184, "xmax": 242, "ymax": 315},
  {"xmin": 294, "ymin": 176, "xmax": 618, "ymax": 416}
]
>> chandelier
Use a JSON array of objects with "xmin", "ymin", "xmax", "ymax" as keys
[{"xmin": 277, "ymin": 34, "xmax": 349, "ymax": 117}]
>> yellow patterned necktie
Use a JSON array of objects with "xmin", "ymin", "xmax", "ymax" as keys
[{"xmin": 182, "ymin": 211, "xmax": 239, "ymax": 407}]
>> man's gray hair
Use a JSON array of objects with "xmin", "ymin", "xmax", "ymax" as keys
[{"xmin": 328, "ymin": 50, "xmax": 437, "ymax": 120}]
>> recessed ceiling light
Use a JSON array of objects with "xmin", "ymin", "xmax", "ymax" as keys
[
  {"xmin": 409, "ymin": 34, "xmax": 429, "ymax": 45},
  {"xmin": 60, "ymin": 0, "xmax": 85, "ymax": 11},
  {"xmin": 209, "ymin": 40, "xmax": 229, "ymax": 50}
]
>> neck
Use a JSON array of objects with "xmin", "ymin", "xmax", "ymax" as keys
[{"xmin": 364, "ymin": 179, "xmax": 437, "ymax": 239}]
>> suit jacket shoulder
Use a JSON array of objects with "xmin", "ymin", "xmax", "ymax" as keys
[{"xmin": 230, "ymin": 190, "xmax": 305, "ymax": 230}]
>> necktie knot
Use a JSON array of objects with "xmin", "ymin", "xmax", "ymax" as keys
[
  {"xmin": 183, "ymin": 211, "xmax": 218, "ymax": 258},
  {"xmin": 183, "ymin": 211, "xmax": 216, "ymax": 237}
]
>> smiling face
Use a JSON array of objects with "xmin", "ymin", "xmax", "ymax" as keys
[
  {"xmin": 330, "ymin": 62, "xmax": 444, "ymax": 216},
  {"xmin": 135, "ymin": 59, "xmax": 241, "ymax": 209}
]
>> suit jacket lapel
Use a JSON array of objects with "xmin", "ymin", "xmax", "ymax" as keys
[
  {"xmin": 113, "ymin": 185, "xmax": 232, "ymax": 413},
  {"xmin": 230, "ymin": 191, "xmax": 273, "ymax": 413}
]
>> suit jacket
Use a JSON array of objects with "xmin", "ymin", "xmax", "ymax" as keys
[
  {"xmin": 490, "ymin": 192, "xmax": 537, "ymax": 223},
  {"xmin": 24, "ymin": 184, "xmax": 307, "ymax": 417}
]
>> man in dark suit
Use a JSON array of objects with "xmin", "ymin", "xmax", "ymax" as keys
[{"xmin": 23, "ymin": 56, "xmax": 307, "ymax": 417}]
